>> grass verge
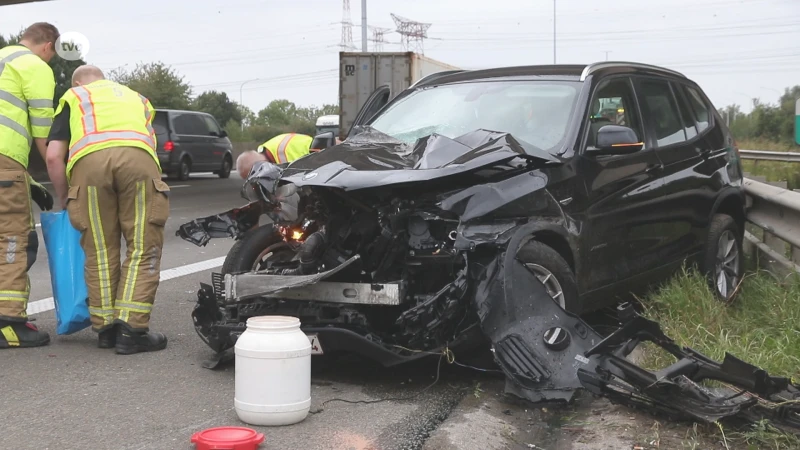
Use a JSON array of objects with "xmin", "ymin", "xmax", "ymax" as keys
[
  {"xmin": 738, "ymin": 138, "xmax": 800, "ymax": 190},
  {"xmin": 638, "ymin": 263, "xmax": 800, "ymax": 449}
]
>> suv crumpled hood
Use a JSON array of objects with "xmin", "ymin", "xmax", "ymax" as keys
[{"xmin": 279, "ymin": 129, "xmax": 561, "ymax": 191}]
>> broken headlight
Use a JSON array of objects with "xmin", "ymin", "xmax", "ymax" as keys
[{"xmin": 240, "ymin": 162, "xmax": 297, "ymax": 204}]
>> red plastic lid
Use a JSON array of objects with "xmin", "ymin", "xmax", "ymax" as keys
[{"xmin": 191, "ymin": 426, "xmax": 264, "ymax": 450}]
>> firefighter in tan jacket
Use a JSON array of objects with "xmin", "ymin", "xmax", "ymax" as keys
[
  {"xmin": 45, "ymin": 65, "xmax": 170, "ymax": 354},
  {"xmin": 0, "ymin": 22, "xmax": 59, "ymax": 349}
]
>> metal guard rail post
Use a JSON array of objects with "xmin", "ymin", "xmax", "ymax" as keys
[{"xmin": 739, "ymin": 149, "xmax": 800, "ymax": 276}]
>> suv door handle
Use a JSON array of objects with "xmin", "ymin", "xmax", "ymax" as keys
[{"xmin": 645, "ymin": 163, "xmax": 663, "ymax": 174}]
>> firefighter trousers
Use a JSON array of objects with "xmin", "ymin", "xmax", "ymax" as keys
[
  {"xmin": 0, "ymin": 154, "xmax": 37, "ymax": 322},
  {"xmin": 67, "ymin": 147, "xmax": 170, "ymax": 332}
]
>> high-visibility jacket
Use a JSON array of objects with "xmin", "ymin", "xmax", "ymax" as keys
[
  {"xmin": 55, "ymin": 79, "xmax": 160, "ymax": 179},
  {"xmin": 0, "ymin": 44, "xmax": 55, "ymax": 169},
  {"xmin": 258, "ymin": 133, "xmax": 312, "ymax": 164}
]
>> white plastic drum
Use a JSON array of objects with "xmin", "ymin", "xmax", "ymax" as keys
[{"xmin": 234, "ymin": 316, "xmax": 311, "ymax": 426}]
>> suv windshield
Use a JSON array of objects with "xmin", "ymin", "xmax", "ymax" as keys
[{"xmin": 368, "ymin": 80, "xmax": 582, "ymax": 153}]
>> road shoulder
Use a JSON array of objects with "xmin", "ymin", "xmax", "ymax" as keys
[{"xmin": 422, "ymin": 377, "xmax": 730, "ymax": 450}]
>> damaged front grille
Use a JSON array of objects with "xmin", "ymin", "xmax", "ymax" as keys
[{"xmin": 211, "ymin": 272, "xmax": 225, "ymax": 302}]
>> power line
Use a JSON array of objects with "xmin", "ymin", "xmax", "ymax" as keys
[{"xmin": 190, "ymin": 69, "xmax": 338, "ymax": 90}]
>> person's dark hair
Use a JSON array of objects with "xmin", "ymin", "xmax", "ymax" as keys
[{"xmin": 20, "ymin": 22, "xmax": 60, "ymax": 45}]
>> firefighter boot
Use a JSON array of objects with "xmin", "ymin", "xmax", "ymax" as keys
[
  {"xmin": 0, "ymin": 320, "xmax": 50, "ymax": 349},
  {"xmin": 115, "ymin": 323, "xmax": 168, "ymax": 355},
  {"xmin": 98, "ymin": 325, "xmax": 117, "ymax": 349}
]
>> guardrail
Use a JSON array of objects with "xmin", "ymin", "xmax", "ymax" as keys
[
  {"xmin": 739, "ymin": 149, "xmax": 800, "ymax": 163},
  {"xmin": 740, "ymin": 149, "xmax": 800, "ymax": 277}
]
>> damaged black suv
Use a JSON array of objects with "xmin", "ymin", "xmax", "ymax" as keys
[{"xmin": 178, "ymin": 61, "xmax": 745, "ymax": 370}]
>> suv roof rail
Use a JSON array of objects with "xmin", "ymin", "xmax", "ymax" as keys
[
  {"xmin": 580, "ymin": 61, "xmax": 685, "ymax": 81},
  {"xmin": 410, "ymin": 69, "xmax": 468, "ymax": 88}
]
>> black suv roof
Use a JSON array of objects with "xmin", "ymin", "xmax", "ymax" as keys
[
  {"xmin": 154, "ymin": 108, "xmax": 215, "ymax": 116},
  {"xmin": 413, "ymin": 61, "xmax": 688, "ymax": 88}
]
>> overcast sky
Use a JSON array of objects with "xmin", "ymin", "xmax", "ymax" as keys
[{"xmin": 2, "ymin": 0, "xmax": 798, "ymax": 114}]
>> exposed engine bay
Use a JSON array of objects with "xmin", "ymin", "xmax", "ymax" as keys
[{"xmin": 177, "ymin": 130, "xmax": 799, "ymax": 435}]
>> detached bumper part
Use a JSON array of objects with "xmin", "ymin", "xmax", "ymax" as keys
[
  {"xmin": 176, "ymin": 202, "xmax": 263, "ymax": 247},
  {"xmin": 474, "ymin": 246, "xmax": 800, "ymax": 434},
  {"xmin": 577, "ymin": 312, "xmax": 800, "ymax": 431}
]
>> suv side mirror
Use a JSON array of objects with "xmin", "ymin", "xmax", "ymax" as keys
[
  {"xmin": 588, "ymin": 125, "xmax": 643, "ymax": 155},
  {"xmin": 219, "ymin": 130, "xmax": 228, "ymax": 138},
  {"xmin": 310, "ymin": 131, "xmax": 335, "ymax": 152}
]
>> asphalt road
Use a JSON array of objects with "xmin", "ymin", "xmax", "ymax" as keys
[{"xmin": 1, "ymin": 172, "xmax": 478, "ymax": 450}]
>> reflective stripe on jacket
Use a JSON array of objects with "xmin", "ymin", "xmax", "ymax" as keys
[
  {"xmin": 258, "ymin": 133, "xmax": 312, "ymax": 164},
  {"xmin": 55, "ymin": 79, "xmax": 160, "ymax": 179},
  {"xmin": 0, "ymin": 44, "xmax": 55, "ymax": 168}
]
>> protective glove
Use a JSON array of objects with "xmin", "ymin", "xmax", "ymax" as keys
[{"xmin": 30, "ymin": 179, "xmax": 54, "ymax": 211}]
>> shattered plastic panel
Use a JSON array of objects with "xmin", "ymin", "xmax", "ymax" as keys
[
  {"xmin": 175, "ymin": 202, "xmax": 262, "ymax": 247},
  {"xmin": 473, "ymin": 245, "xmax": 603, "ymax": 403}
]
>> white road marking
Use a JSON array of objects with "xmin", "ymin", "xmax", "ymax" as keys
[
  {"xmin": 25, "ymin": 256, "xmax": 226, "ymax": 316},
  {"xmin": 168, "ymin": 184, "xmax": 190, "ymax": 188}
]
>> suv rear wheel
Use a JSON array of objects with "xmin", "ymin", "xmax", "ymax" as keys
[
  {"xmin": 701, "ymin": 214, "xmax": 743, "ymax": 301},
  {"xmin": 218, "ymin": 155, "xmax": 232, "ymax": 179},
  {"xmin": 177, "ymin": 157, "xmax": 191, "ymax": 181}
]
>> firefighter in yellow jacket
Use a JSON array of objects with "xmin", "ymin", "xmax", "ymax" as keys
[
  {"xmin": 0, "ymin": 22, "xmax": 59, "ymax": 349},
  {"xmin": 45, "ymin": 65, "xmax": 169, "ymax": 354},
  {"xmin": 257, "ymin": 132, "xmax": 313, "ymax": 164}
]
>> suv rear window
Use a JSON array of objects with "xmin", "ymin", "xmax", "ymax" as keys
[{"xmin": 153, "ymin": 111, "xmax": 169, "ymax": 135}]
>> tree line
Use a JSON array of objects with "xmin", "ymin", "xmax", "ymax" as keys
[
  {"xmin": 2, "ymin": 31, "xmax": 337, "ymax": 145},
  {"xmin": 5, "ymin": 29, "xmax": 798, "ymax": 149},
  {"xmin": 717, "ymin": 86, "xmax": 799, "ymax": 148}
]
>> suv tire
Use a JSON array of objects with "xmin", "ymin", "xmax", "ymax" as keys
[
  {"xmin": 222, "ymin": 224, "xmax": 285, "ymax": 275},
  {"xmin": 701, "ymin": 214, "xmax": 743, "ymax": 302},
  {"xmin": 218, "ymin": 155, "xmax": 232, "ymax": 179},
  {"xmin": 517, "ymin": 240, "xmax": 580, "ymax": 313},
  {"xmin": 177, "ymin": 157, "xmax": 191, "ymax": 181}
]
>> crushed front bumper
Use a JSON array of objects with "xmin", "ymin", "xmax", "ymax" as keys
[{"xmin": 191, "ymin": 272, "xmax": 470, "ymax": 369}]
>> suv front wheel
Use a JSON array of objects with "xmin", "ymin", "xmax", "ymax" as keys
[
  {"xmin": 702, "ymin": 214, "xmax": 743, "ymax": 301},
  {"xmin": 517, "ymin": 240, "xmax": 580, "ymax": 313}
]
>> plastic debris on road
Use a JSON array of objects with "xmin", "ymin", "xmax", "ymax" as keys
[{"xmin": 191, "ymin": 426, "xmax": 264, "ymax": 450}]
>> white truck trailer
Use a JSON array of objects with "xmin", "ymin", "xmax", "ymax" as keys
[{"xmin": 336, "ymin": 51, "xmax": 460, "ymax": 140}]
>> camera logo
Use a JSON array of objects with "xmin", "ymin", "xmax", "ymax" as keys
[{"xmin": 55, "ymin": 31, "xmax": 90, "ymax": 61}]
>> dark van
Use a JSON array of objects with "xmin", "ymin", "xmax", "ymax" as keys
[{"xmin": 152, "ymin": 109, "xmax": 234, "ymax": 180}]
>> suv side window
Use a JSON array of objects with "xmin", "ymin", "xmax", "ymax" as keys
[
  {"xmin": 585, "ymin": 77, "xmax": 644, "ymax": 149},
  {"xmin": 683, "ymin": 85, "xmax": 711, "ymax": 133},
  {"xmin": 173, "ymin": 112, "xmax": 209, "ymax": 136},
  {"xmin": 671, "ymin": 82, "xmax": 698, "ymax": 140},
  {"xmin": 636, "ymin": 78, "xmax": 687, "ymax": 147},
  {"xmin": 202, "ymin": 115, "xmax": 222, "ymax": 136}
]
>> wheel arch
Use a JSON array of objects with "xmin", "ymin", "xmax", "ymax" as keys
[
  {"xmin": 529, "ymin": 228, "xmax": 576, "ymax": 273},
  {"xmin": 504, "ymin": 221, "xmax": 579, "ymax": 275},
  {"xmin": 178, "ymin": 151, "xmax": 194, "ymax": 165},
  {"xmin": 710, "ymin": 188, "xmax": 746, "ymax": 235}
]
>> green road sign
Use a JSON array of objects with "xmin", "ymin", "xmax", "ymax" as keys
[{"xmin": 796, "ymin": 98, "xmax": 800, "ymax": 145}]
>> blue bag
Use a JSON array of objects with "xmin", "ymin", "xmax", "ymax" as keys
[{"xmin": 40, "ymin": 210, "xmax": 91, "ymax": 335}]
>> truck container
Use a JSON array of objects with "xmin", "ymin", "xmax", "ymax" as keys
[{"xmin": 338, "ymin": 52, "xmax": 460, "ymax": 139}]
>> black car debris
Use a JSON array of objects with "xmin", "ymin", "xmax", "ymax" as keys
[{"xmin": 177, "ymin": 62, "xmax": 799, "ymax": 433}]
